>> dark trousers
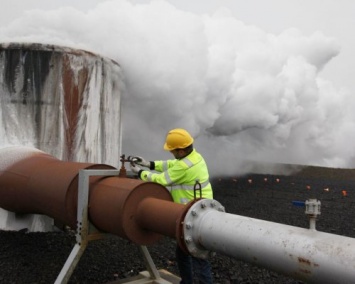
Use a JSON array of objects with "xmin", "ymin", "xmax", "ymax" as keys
[{"xmin": 176, "ymin": 245, "xmax": 213, "ymax": 284}]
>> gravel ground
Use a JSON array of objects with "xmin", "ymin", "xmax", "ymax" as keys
[{"xmin": 1, "ymin": 168, "xmax": 354, "ymax": 284}]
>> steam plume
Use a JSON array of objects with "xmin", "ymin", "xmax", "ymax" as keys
[{"xmin": 1, "ymin": 0, "xmax": 354, "ymax": 176}]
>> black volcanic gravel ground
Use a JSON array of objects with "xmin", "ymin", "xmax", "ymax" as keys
[{"xmin": 1, "ymin": 170, "xmax": 355, "ymax": 284}]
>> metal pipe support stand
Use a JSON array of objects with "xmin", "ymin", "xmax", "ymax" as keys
[{"xmin": 54, "ymin": 169, "xmax": 177, "ymax": 284}]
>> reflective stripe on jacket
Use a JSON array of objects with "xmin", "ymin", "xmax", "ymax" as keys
[{"xmin": 140, "ymin": 149, "xmax": 213, "ymax": 204}]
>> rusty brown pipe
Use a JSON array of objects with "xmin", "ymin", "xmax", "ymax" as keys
[
  {"xmin": 0, "ymin": 147, "xmax": 110, "ymax": 228},
  {"xmin": 88, "ymin": 176, "xmax": 175, "ymax": 244},
  {"xmin": 0, "ymin": 146, "xmax": 183, "ymax": 245}
]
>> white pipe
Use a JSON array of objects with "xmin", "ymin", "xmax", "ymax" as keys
[{"xmin": 184, "ymin": 200, "xmax": 355, "ymax": 283}]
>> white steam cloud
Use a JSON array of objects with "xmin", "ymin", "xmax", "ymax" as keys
[{"xmin": 1, "ymin": 0, "xmax": 355, "ymax": 176}]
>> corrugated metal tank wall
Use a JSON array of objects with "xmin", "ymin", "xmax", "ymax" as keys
[
  {"xmin": 0, "ymin": 42, "xmax": 124, "ymax": 166},
  {"xmin": 0, "ymin": 42, "xmax": 125, "ymax": 231}
]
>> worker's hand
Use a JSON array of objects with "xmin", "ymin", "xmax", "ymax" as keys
[
  {"xmin": 134, "ymin": 156, "xmax": 150, "ymax": 167},
  {"xmin": 130, "ymin": 163, "xmax": 141, "ymax": 174}
]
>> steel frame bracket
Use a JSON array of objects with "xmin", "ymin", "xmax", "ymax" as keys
[{"xmin": 54, "ymin": 169, "xmax": 165, "ymax": 284}]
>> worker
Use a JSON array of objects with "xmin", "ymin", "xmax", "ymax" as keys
[{"xmin": 130, "ymin": 128, "xmax": 213, "ymax": 284}]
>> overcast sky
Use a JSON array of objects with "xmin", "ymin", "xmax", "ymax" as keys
[{"xmin": 1, "ymin": 0, "xmax": 355, "ymax": 175}]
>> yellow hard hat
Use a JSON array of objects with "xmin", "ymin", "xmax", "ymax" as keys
[{"xmin": 163, "ymin": 128, "xmax": 194, "ymax": 151}]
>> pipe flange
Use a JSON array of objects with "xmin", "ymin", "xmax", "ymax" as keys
[
  {"xmin": 305, "ymin": 199, "xmax": 321, "ymax": 217},
  {"xmin": 183, "ymin": 199, "xmax": 225, "ymax": 259}
]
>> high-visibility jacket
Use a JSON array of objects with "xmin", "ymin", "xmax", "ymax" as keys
[{"xmin": 140, "ymin": 149, "xmax": 213, "ymax": 204}]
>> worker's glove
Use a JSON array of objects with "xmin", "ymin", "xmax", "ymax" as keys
[
  {"xmin": 133, "ymin": 156, "xmax": 150, "ymax": 167},
  {"xmin": 130, "ymin": 163, "xmax": 142, "ymax": 174}
]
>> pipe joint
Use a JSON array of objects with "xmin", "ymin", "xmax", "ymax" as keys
[{"xmin": 183, "ymin": 199, "xmax": 225, "ymax": 259}]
